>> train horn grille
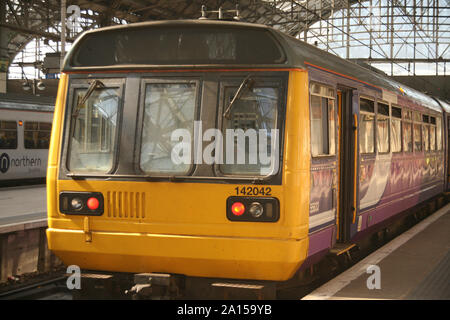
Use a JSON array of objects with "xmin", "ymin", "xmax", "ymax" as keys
[{"xmin": 105, "ymin": 191, "xmax": 146, "ymax": 219}]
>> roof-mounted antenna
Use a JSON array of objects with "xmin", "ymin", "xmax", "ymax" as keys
[
  {"xmin": 234, "ymin": 5, "xmax": 240, "ymax": 21},
  {"xmin": 199, "ymin": 5, "xmax": 208, "ymax": 20},
  {"xmin": 199, "ymin": 5, "xmax": 241, "ymax": 21}
]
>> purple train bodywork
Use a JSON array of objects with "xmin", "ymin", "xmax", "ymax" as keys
[{"xmin": 302, "ymin": 66, "xmax": 446, "ymax": 268}]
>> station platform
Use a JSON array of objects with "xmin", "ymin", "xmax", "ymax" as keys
[
  {"xmin": 302, "ymin": 204, "xmax": 450, "ymax": 300},
  {"xmin": 0, "ymin": 185, "xmax": 47, "ymax": 228},
  {"xmin": 0, "ymin": 184, "xmax": 60, "ymax": 284}
]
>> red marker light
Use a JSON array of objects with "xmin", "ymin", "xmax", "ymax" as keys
[
  {"xmin": 231, "ymin": 202, "xmax": 245, "ymax": 216},
  {"xmin": 87, "ymin": 197, "xmax": 99, "ymax": 210}
]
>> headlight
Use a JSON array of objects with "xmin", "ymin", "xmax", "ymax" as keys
[
  {"xmin": 249, "ymin": 202, "xmax": 264, "ymax": 218},
  {"xmin": 71, "ymin": 197, "xmax": 83, "ymax": 210}
]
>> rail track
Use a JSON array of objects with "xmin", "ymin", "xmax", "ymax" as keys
[{"xmin": 0, "ymin": 275, "xmax": 70, "ymax": 300}]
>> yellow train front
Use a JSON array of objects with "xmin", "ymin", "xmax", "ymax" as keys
[{"xmin": 47, "ymin": 20, "xmax": 311, "ymax": 286}]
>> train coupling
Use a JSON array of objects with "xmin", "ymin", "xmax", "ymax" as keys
[{"xmin": 125, "ymin": 273, "xmax": 182, "ymax": 300}]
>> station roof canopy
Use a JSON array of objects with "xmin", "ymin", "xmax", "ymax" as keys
[{"xmin": 1, "ymin": 0, "xmax": 358, "ymax": 63}]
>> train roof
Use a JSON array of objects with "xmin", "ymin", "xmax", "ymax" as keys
[
  {"xmin": 63, "ymin": 19, "xmax": 442, "ymax": 113},
  {"xmin": 0, "ymin": 93, "xmax": 55, "ymax": 112},
  {"xmin": 272, "ymin": 29, "xmax": 442, "ymax": 113}
]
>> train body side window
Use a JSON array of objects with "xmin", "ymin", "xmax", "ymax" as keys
[
  {"xmin": 391, "ymin": 106, "xmax": 402, "ymax": 152},
  {"xmin": 430, "ymin": 116, "xmax": 436, "ymax": 151},
  {"xmin": 436, "ymin": 117, "xmax": 442, "ymax": 150},
  {"xmin": 377, "ymin": 102, "xmax": 390, "ymax": 153},
  {"xmin": 413, "ymin": 112, "xmax": 422, "ymax": 152},
  {"xmin": 0, "ymin": 120, "xmax": 17, "ymax": 149},
  {"xmin": 422, "ymin": 115, "xmax": 429, "ymax": 151},
  {"xmin": 359, "ymin": 98, "xmax": 375, "ymax": 154},
  {"xmin": 310, "ymin": 83, "xmax": 336, "ymax": 157},
  {"xmin": 24, "ymin": 122, "xmax": 52, "ymax": 149},
  {"xmin": 402, "ymin": 110, "xmax": 413, "ymax": 152}
]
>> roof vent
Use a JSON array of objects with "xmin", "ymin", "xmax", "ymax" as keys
[{"xmin": 199, "ymin": 5, "xmax": 240, "ymax": 21}]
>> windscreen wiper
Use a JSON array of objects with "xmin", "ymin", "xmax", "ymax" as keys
[
  {"xmin": 72, "ymin": 79, "xmax": 105, "ymax": 118},
  {"xmin": 223, "ymin": 74, "xmax": 255, "ymax": 119}
]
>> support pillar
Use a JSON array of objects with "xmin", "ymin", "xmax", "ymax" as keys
[{"xmin": 0, "ymin": 1, "xmax": 8, "ymax": 93}]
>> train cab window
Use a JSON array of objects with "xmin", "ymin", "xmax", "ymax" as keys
[
  {"xmin": 0, "ymin": 120, "xmax": 17, "ymax": 149},
  {"xmin": 377, "ymin": 102, "xmax": 390, "ymax": 153},
  {"xmin": 68, "ymin": 86, "xmax": 120, "ymax": 173},
  {"xmin": 430, "ymin": 116, "xmax": 436, "ymax": 151},
  {"xmin": 140, "ymin": 82, "xmax": 197, "ymax": 175},
  {"xmin": 309, "ymin": 83, "xmax": 335, "ymax": 157},
  {"xmin": 436, "ymin": 117, "xmax": 442, "ymax": 150},
  {"xmin": 391, "ymin": 106, "xmax": 402, "ymax": 152},
  {"xmin": 413, "ymin": 112, "xmax": 422, "ymax": 152},
  {"xmin": 359, "ymin": 98, "xmax": 375, "ymax": 154},
  {"xmin": 402, "ymin": 110, "xmax": 413, "ymax": 152},
  {"xmin": 422, "ymin": 115, "xmax": 430, "ymax": 151},
  {"xmin": 24, "ymin": 121, "xmax": 52, "ymax": 149}
]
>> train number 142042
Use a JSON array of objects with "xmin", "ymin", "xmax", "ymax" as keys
[{"xmin": 235, "ymin": 186, "xmax": 271, "ymax": 196}]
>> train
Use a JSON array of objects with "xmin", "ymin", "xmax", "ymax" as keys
[
  {"xmin": 46, "ymin": 19, "xmax": 450, "ymax": 298},
  {"xmin": 0, "ymin": 93, "xmax": 54, "ymax": 183}
]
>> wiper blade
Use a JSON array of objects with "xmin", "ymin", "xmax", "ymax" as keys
[
  {"xmin": 72, "ymin": 79, "xmax": 105, "ymax": 118},
  {"xmin": 223, "ymin": 74, "xmax": 254, "ymax": 119}
]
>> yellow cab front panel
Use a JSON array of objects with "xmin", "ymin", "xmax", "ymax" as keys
[{"xmin": 47, "ymin": 69, "xmax": 310, "ymax": 282}]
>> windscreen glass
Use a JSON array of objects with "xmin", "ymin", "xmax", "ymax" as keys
[
  {"xmin": 140, "ymin": 82, "xmax": 197, "ymax": 174},
  {"xmin": 220, "ymin": 85, "xmax": 279, "ymax": 176}
]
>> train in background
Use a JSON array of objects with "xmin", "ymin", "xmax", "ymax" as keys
[
  {"xmin": 0, "ymin": 93, "xmax": 54, "ymax": 183},
  {"xmin": 46, "ymin": 19, "xmax": 450, "ymax": 298}
]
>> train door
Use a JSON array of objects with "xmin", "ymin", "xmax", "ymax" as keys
[
  {"xmin": 309, "ymin": 83, "xmax": 339, "ymax": 239},
  {"xmin": 309, "ymin": 84, "xmax": 357, "ymax": 249},
  {"xmin": 336, "ymin": 88, "xmax": 357, "ymax": 244}
]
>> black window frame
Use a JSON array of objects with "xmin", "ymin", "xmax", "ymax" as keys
[
  {"xmin": 135, "ymin": 77, "xmax": 202, "ymax": 177},
  {"xmin": 359, "ymin": 97, "xmax": 376, "ymax": 155},
  {"xmin": 391, "ymin": 105, "xmax": 403, "ymax": 153},
  {"xmin": 60, "ymin": 72, "xmax": 288, "ymax": 185},
  {"xmin": 422, "ymin": 114, "xmax": 430, "ymax": 152},
  {"xmin": 215, "ymin": 77, "xmax": 284, "ymax": 178},
  {"xmin": 309, "ymin": 82, "xmax": 336, "ymax": 158},
  {"xmin": 429, "ymin": 116, "xmax": 437, "ymax": 151},
  {"xmin": 376, "ymin": 100, "xmax": 390, "ymax": 154},
  {"xmin": 413, "ymin": 111, "xmax": 422, "ymax": 153},
  {"xmin": 436, "ymin": 116, "xmax": 443, "ymax": 151},
  {"xmin": 402, "ymin": 109, "xmax": 413, "ymax": 153},
  {"xmin": 61, "ymin": 77, "xmax": 126, "ymax": 176},
  {"xmin": 68, "ymin": 25, "xmax": 287, "ymax": 69}
]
